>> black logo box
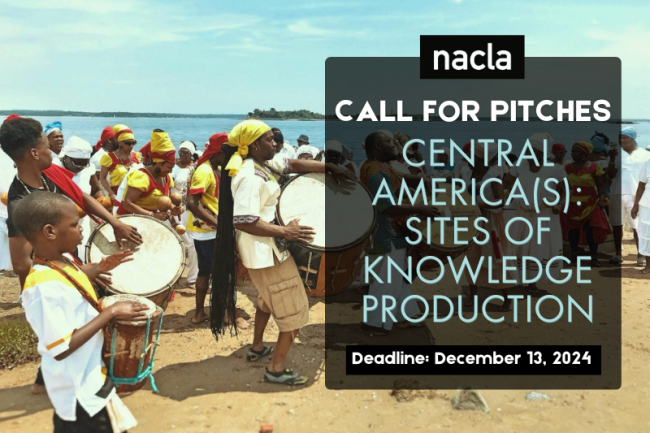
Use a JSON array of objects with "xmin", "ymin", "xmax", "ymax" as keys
[{"xmin": 420, "ymin": 35, "xmax": 525, "ymax": 79}]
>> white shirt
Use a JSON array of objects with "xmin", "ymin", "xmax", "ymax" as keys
[
  {"xmin": 613, "ymin": 148, "xmax": 650, "ymax": 195},
  {"xmin": 232, "ymin": 157, "xmax": 291, "ymax": 269},
  {"xmin": 461, "ymin": 165, "xmax": 503, "ymax": 213},
  {"xmin": 278, "ymin": 142, "xmax": 296, "ymax": 159},
  {"xmin": 0, "ymin": 150, "xmax": 16, "ymax": 219},
  {"xmin": 509, "ymin": 163, "xmax": 565, "ymax": 211},
  {"xmin": 637, "ymin": 161, "xmax": 650, "ymax": 208},
  {"xmin": 21, "ymin": 255, "xmax": 115, "ymax": 421},
  {"xmin": 112, "ymin": 162, "xmax": 145, "ymax": 214},
  {"xmin": 90, "ymin": 148, "xmax": 106, "ymax": 174}
]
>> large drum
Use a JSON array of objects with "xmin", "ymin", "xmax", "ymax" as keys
[
  {"xmin": 100, "ymin": 294, "xmax": 163, "ymax": 394},
  {"xmin": 86, "ymin": 215, "xmax": 186, "ymax": 310},
  {"xmin": 276, "ymin": 173, "xmax": 376, "ymax": 296},
  {"xmin": 409, "ymin": 182, "xmax": 481, "ymax": 270}
]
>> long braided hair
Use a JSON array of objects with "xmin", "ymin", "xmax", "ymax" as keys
[{"xmin": 209, "ymin": 145, "xmax": 239, "ymax": 340}]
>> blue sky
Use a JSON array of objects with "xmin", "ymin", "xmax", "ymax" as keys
[{"xmin": 0, "ymin": 0, "xmax": 648, "ymax": 117}]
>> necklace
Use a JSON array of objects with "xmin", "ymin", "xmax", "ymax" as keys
[
  {"xmin": 253, "ymin": 161, "xmax": 277, "ymax": 183},
  {"xmin": 16, "ymin": 174, "xmax": 51, "ymax": 195},
  {"xmin": 114, "ymin": 150, "xmax": 131, "ymax": 167}
]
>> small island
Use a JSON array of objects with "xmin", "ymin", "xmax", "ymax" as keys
[{"xmin": 247, "ymin": 108, "xmax": 324, "ymax": 120}]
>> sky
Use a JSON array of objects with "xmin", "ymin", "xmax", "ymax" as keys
[{"xmin": 0, "ymin": 0, "xmax": 648, "ymax": 118}]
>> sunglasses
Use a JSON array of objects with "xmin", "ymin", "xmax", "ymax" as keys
[
  {"xmin": 121, "ymin": 140, "xmax": 137, "ymax": 146},
  {"xmin": 325, "ymin": 150, "xmax": 341, "ymax": 158}
]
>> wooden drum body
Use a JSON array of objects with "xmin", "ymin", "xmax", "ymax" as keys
[
  {"xmin": 277, "ymin": 173, "xmax": 377, "ymax": 297},
  {"xmin": 86, "ymin": 215, "xmax": 186, "ymax": 310},
  {"xmin": 100, "ymin": 295, "xmax": 163, "ymax": 394},
  {"xmin": 409, "ymin": 183, "xmax": 481, "ymax": 270}
]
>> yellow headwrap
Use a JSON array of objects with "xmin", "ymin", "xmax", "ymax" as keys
[
  {"xmin": 573, "ymin": 141, "xmax": 594, "ymax": 155},
  {"xmin": 113, "ymin": 124, "xmax": 135, "ymax": 142},
  {"xmin": 224, "ymin": 120, "xmax": 271, "ymax": 177},
  {"xmin": 150, "ymin": 130, "xmax": 176, "ymax": 163}
]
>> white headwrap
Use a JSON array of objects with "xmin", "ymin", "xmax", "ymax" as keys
[
  {"xmin": 528, "ymin": 132, "xmax": 554, "ymax": 153},
  {"xmin": 296, "ymin": 145, "xmax": 318, "ymax": 158},
  {"xmin": 325, "ymin": 140, "xmax": 343, "ymax": 153},
  {"xmin": 179, "ymin": 140, "xmax": 196, "ymax": 153},
  {"xmin": 60, "ymin": 136, "xmax": 92, "ymax": 159}
]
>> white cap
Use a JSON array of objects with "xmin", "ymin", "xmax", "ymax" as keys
[
  {"xmin": 60, "ymin": 136, "xmax": 92, "ymax": 159},
  {"xmin": 296, "ymin": 145, "xmax": 318, "ymax": 158},
  {"xmin": 528, "ymin": 132, "xmax": 554, "ymax": 153},
  {"xmin": 179, "ymin": 141, "xmax": 196, "ymax": 153}
]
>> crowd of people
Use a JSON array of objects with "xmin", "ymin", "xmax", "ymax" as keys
[{"xmin": 0, "ymin": 113, "xmax": 647, "ymax": 431}]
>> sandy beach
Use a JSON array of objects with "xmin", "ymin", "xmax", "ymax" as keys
[{"xmin": 0, "ymin": 235, "xmax": 648, "ymax": 432}]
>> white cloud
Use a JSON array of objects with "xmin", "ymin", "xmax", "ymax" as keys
[
  {"xmin": 287, "ymin": 20, "xmax": 332, "ymax": 36},
  {"xmin": 214, "ymin": 38, "xmax": 274, "ymax": 53}
]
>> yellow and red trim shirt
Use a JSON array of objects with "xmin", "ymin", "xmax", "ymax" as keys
[{"xmin": 187, "ymin": 161, "xmax": 220, "ymax": 239}]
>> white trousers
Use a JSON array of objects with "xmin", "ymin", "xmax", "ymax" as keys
[
  {"xmin": 0, "ymin": 218, "xmax": 10, "ymax": 270},
  {"xmin": 365, "ymin": 246, "xmax": 420, "ymax": 331}
]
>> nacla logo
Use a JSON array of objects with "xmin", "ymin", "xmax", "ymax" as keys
[{"xmin": 433, "ymin": 43, "xmax": 511, "ymax": 71}]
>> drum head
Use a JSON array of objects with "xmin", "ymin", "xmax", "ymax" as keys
[
  {"xmin": 414, "ymin": 183, "xmax": 480, "ymax": 251},
  {"xmin": 99, "ymin": 294, "xmax": 159, "ymax": 325},
  {"xmin": 86, "ymin": 215, "xmax": 185, "ymax": 297},
  {"xmin": 277, "ymin": 173, "xmax": 375, "ymax": 251}
]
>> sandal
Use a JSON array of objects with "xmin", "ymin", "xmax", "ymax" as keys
[
  {"xmin": 637, "ymin": 257, "xmax": 647, "ymax": 267},
  {"xmin": 591, "ymin": 259, "xmax": 602, "ymax": 268},
  {"xmin": 527, "ymin": 287, "xmax": 540, "ymax": 294},
  {"xmin": 609, "ymin": 255, "xmax": 622, "ymax": 265},
  {"xmin": 264, "ymin": 368, "xmax": 308, "ymax": 386},
  {"xmin": 247, "ymin": 346, "xmax": 273, "ymax": 362}
]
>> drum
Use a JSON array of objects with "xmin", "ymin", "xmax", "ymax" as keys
[
  {"xmin": 86, "ymin": 215, "xmax": 186, "ymax": 310},
  {"xmin": 409, "ymin": 182, "xmax": 480, "ymax": 270},
  {"xmin": 100, "ymin": 294, "xmax": 163, "ymax": 394},
  {"xmin": 277, "ymin": 173, "xmax": 376, "ymax": 297}
]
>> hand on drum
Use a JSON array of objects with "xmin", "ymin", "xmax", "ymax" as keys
[
  {"xmin": 99, "ymin": 250, "xmax": 134, "ymax": 273},
  {"xmin": 327, "ymin": 163, "xmax": 358, "ymax": 184},
  {"xmin": 284, "ymin": 218, "xmax": 316, "ymax": 243},
  {"xmin": 107, "ymin": 301, "xmax": 150, "ymax": 321},
  {"xmin": 415, "ymin": 205, "xmax": 441, "ymax": 219},
  {"xmin": 112, "ymin": 221, "xmax": 143, "ymax": 247}
]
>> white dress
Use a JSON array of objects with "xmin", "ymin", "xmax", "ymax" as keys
[
  {"xmin": 636, "ymin": 161, "xmax": 650, "ymax": 256},
  {"xmin": 507, "ymin": 162, "xmax": 564, "ymax": 280}
]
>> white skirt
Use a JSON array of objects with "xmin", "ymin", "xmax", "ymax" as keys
[
  {"xmin": 509, "ymin": 206, "xmax": 563, "ymax": 281},
  {"xmin": 637, "ymin": 205, "xmax": 650, "ymax": 256}
]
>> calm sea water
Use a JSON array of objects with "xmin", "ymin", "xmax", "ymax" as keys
[{"xmin": 29, "ymin": 116, "xmax": 650, "ymax": 166}]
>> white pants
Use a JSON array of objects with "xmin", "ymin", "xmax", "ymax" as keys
[
  {"xmin": 365, "ymin": 246, "xmax": 420, "ymax": 331},
  {"xmin": 0, "ymin": 218, "xmax": 11, "ymax": 270},
  {"xmin": 180, "ymin": 211, "xmax": 198, "ymax": 284},
  {"xmin": 637, "ymin": 205, "xmax": 650, "ymax": 256}
]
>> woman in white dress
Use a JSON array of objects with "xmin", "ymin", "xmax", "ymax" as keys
[
  {"xmin": 631, "ymin": 158, "xmax": 650, "ymax": 273},
  {"xmin": 503, "ymin": 133, "xmax": 565, "ymax": 293}
]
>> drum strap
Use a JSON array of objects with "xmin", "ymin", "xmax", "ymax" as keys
[{"xmin": 33, "ymin": 256, "xmax": 101, "ymax": 312}]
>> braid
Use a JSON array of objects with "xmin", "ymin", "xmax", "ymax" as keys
[{"xmin": 209, "ymin": 145, "xmax": 239, "ymax": 340}]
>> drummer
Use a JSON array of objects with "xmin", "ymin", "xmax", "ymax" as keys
[
  {"xmin": 99, "ymin": 124, "xmax": 142, "ymax": 205},
  {"xmin": 117, "ymin": 129, "xmax": 180, "ymax": 220},
  {"xmin": 14, "ymin": 191, "xmax": 143, "ymax": 432},
  {"xmin": 212, "ymin": 119, "xmax": 354, "ymax": 385},
  {"xmin": 359, "ymin": 131, "xmax": 440, "ymax": 335}
]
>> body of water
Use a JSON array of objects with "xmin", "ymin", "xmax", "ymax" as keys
[
  {"xmin": 30, "ymin": 116, "xmax": 326, "ymax": 154},
  {"xmin": 26, "ymin": 116, "xmax": 650, "ymax": 167}
]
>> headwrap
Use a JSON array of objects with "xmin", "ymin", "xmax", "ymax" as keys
[
  {"xmin": 462, "ymin": 142, "xmax": 472, "ymax": 154},
  {"xmin": 224, "ymin": 120, "xmax": 271, "ymax": 177},
  {"xmin": 326, "ymin": 140, "xmax": 343, "ymax": 153},
  {"xmin": 150, "ymin": 130, "xmax": 176, "ymax": 164},
  {"xmin": 197, "ymin": 133, "xmax": 228, "ymax": 167},
  {"xmin": 621, "ymin": 127, "xmax": 637, "ymax": 145},
  {"xmin": 3, "ymin": 114, "xmax": 22, "ymax": 123},
  {"xmin": 113, "ymin": 124, "xmax": 135, "ymax": 142},
  {"xmin": 44, "ymin": 121, "xmax": 62, "ymax": 136},
  {"xmin": 573, "ymin": 141, "xmax": 594, "ymax": 155},
  {"xmin": 179, "ymin": 140, "xmax": 196, "ymax": 154},
  {"xmin": 551, "ymin": 143, "xmax": 566, "ymax": 154},
  {"xmin": 140, "ymin": 142, "xmax": 151, "ymax": 160},
  {"xmin": 95, "ymin": 126, "xmax": 115, "ymax": 151},
  {"xmin": 590, "ymin": 134, "xmax": 608, "ymax": 153},
  {"xmin": 527, "ymin": 132, "xmax": 553, "ymax": 153},
  {"xmin": 60, "ymin": 136, "xmax": 92, "ymax": 159},
  {"xmin": 296, "ymin": 145, "xmax": 318, "ymax": 158}
]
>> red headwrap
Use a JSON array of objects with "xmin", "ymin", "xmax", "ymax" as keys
[
  {"xmin": 196, "ymin": 133, "xmax": 228, "ymax": 167},
  {"xmin": 462, "ymin": 142, "xmax": 472, "ymax": 154},
  {"xmin": 95, "ymin": 126, "xmax": 115, "ymax": 151},
  {"xmin": 3, "ymin": 114, "xmax": 22, "ymax": 123},
  {"xmin": 140, "ymin": 142, "xmax": 151, "ymax": 160},
  {"xmin": 551, "ymin": 143, "xmax": 566, "ymax": 154},
  {"xmin": 573, "ymin": 141, "xmax": 593, "ymax": 155}
]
